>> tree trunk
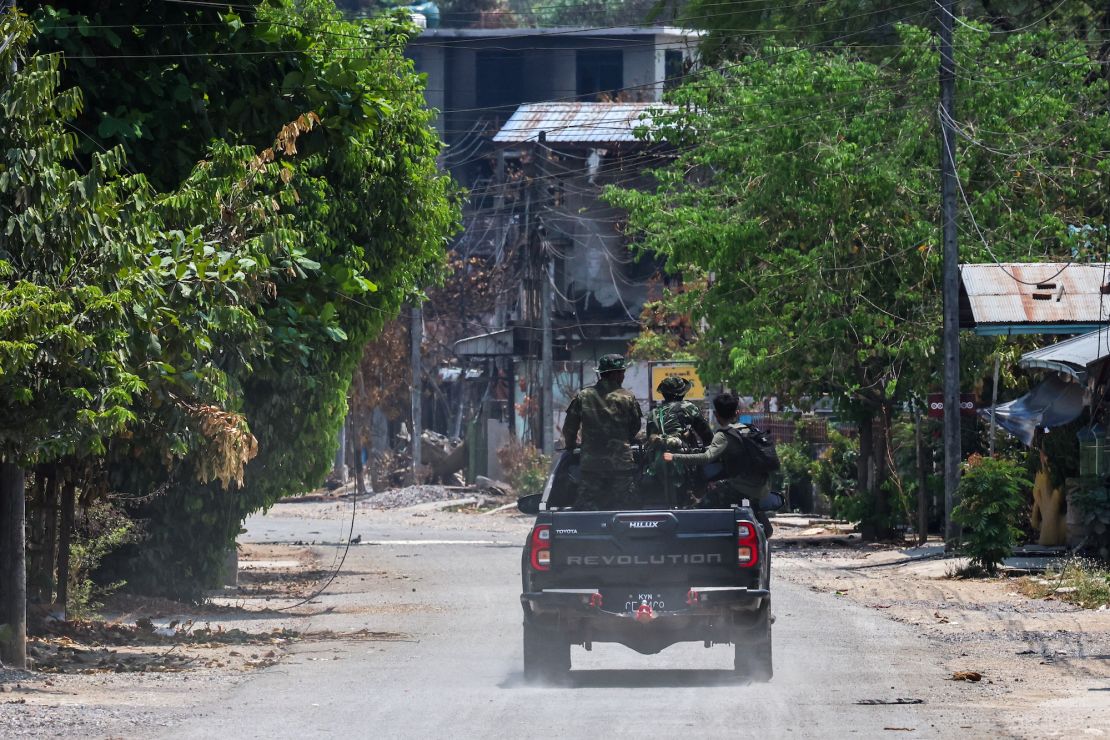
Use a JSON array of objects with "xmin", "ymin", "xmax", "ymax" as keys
[
  {"xmin": 873, "ymin": 403, "xmax": 894, "ymax": 539},
  {"xmin": 56, "ymin": 479, "xmax": 76, "ymax": 619},
  {"xmin": 856, "ymin": 412, "xmax": 874, "ymax": 498},
  {"xmin": 27, "ymin": 469, "xmax": 44, "ymax": 604},
  {"xmin": 42, "ymin": 471, "xmax": 59, "ymax": 605},
  {"xmin": 913, "ymin": 406, "xmax": 930, "ymax": 545},
  {"xmin": 0, "ymin": 462, "xmax": 27, "ymax": 668}
]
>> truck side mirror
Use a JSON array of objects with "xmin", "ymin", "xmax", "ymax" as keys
[
  {"xmin": 758, "ymin": 491, "xmax": 786, "ymax": 512},
  {"xmin": 517, "ymin": 493, "xmax": 542, "ymax": 515}
]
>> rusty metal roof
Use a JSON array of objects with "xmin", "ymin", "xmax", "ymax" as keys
[
  {"xmin": 960, "ymin": 263, "xmax": 1110, "ymax": 335},
  {"xmin": 492, "ymin": 102, "xmax": 675, "ymax": 144}
]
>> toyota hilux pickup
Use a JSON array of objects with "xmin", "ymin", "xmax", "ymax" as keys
[{"xmin": 517, "ymin": 449, "xmax": 782, "ymax": 683}]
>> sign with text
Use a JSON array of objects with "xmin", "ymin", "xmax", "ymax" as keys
[
  {"xmin": 926, "ymin": 393, "xmax": 977, "ymax": 418},
  {"xmin": 649, "ymin": 363, "xmax": 706, "ymax": 402}
]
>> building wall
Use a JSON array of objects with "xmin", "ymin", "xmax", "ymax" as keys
[
  {"xmin": 407, "ymin": 33, "xmax": 685, "ymax": 149},
  {"xmin": 410, "ymin": 45, "xmax": 446, "ymax": 137}
]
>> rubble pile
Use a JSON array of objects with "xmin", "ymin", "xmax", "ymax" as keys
[{"xmin": 364, "ymin": 484, "xmax": 477, "ymax": 510}]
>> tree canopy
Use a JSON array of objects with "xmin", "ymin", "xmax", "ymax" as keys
[
  {"xmin": 5, "ymin": 0, "xmax": 458, "ymax": 596},
  {"xmin": 607, "ymin": 23, "xmax": 1109, "ymax": 532}
]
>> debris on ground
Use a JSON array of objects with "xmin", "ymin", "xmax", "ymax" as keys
[
  {"xmin": 857, "ymin": 698, "xmax": 925, "ymax": 705},
  {"xmin": 949, "ymin": 671, "xmax": 983, "ymax": 682},
  {"xmin": 364, "ymin": 484, "xmax": 480, "ymax": 509}
]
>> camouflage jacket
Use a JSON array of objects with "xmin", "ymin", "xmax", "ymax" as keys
[
  {"xmin": 646, "ymin": 400, "xmax": 713, "ymax": 446},
  {"xmin": 563, "ymin": 377, "xmax": 642, "ymax": 472}
]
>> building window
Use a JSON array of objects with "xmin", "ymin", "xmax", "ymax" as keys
[
  {"xmin": 476, "ymin": 50, "xmax": 525, "ymax": 110},
  {"xmin": 576, "ymin": 50, "xmax": 623, "ymax": 99},
  {"xmin": 664, "ymin": 49, "xmax": 684, "ymax": 90}
]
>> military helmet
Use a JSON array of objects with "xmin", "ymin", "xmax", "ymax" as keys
[
  {"xmin": 657, "ymin": 375, "xmax": 693, "ymax": 397},
  {"xmin": 596, "ymin": 353, "xmax": 631, "ymax": 374}
]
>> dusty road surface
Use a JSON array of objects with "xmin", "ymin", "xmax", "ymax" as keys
[{"xmin": 156, "ymin": 504, "xmax": 1109, "ymax": 740}]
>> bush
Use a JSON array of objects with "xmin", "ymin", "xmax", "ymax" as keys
[
  {"xmin": 70, "ymin": 502, "xmax": 136, "ymax": 618},
  {"xmin": 953, "ymin": 454, "xmax": 1030, "ymax": 575},
  {"xmin": 776, "ymin": 441, "xmax": 812, "ymax": 511},
  {"xmin": 811, "ymin": 430, "xmax": 859, "ymax": 517},
  {"xmin": 1018, "ymin": 559, "xmax": 1110, "ymax": 609},
  {"xmin": 1071, "ymin": 481, "xmax": 1110, "ymax": 561},
  {"xmin": 496, "ymin": 440, "xmax": 551, "ymax": 496}
]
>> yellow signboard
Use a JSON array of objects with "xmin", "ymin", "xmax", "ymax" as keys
[{"xmin": 649, "ymin": 363, "xmax": 705, "ymax": 402}]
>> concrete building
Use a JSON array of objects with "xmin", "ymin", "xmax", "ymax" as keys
[
  {"xmin": 405, "ymin": 27, "xmax": 699, "ymax": 475},
  {"xmin": 408, "ymin": 27, "xmax": 698, "ymax": 145}
]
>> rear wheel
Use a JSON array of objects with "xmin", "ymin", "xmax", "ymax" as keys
[
  {"xmin": 733, "ymin": 602, "xmax": 773, "ymax": 682},
  {"xmin": 523, "ymin": 620, "xmax": 571, "ymax": 683}
]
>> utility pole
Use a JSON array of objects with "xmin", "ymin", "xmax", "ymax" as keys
[
  {"xmin": 410, "ymin": 302, "xmax": 423, "ymax": 480},
  {"xmin": 538, "ymin": 131, "xmax": 555, "ymax": 457},
  {"xmin": 541, "ymin": 253, "xmax": 554, "ymax": 457},
  {"xmin": 939, "ymin": 0, "xmax": 961, "ymax": 545},
  {"xmin": 989, "ymin": 353, "xmax": 1001, "ymax": 456}
]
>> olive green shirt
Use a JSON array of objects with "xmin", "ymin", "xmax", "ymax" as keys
[{"xmin": 563, "ymin": 377, "xmax": 642, "ymax": 472}]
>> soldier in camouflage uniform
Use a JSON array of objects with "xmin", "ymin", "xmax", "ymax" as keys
[
  {"xmin": 562, "ymin": 354, "xmax": 643, "ymax": 510},
  {"xmin": 665, "ymin": 392, "xmax": 774, "ymax": 536},
  {"xmin": 645, "ymin": 376, "xmax": 713, "ymax": 506},
  {"xmin": 646, "ymin": 376, "xmax": 713, "ymax": 449}
]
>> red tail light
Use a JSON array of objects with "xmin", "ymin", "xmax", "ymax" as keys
[
  {"xmin": 530, "ymin": 524, "xmax": 551, "ymax": 571},
  {"xmin": 737, "ymin": 521, "xmax": 759, "ymax": 568}
]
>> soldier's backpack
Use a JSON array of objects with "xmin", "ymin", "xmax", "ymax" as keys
[{"xmin": 722, "ymin": 424, "xmax": 781, "ymax": 478}]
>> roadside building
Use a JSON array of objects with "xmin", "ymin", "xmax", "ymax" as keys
[
  {"xmin": 401, "ymin": 27, "xmax": 699, "ymax": 476},
  {"xmin": 965, "ymin": 262, "xmax": 1110, "ymax": 547}
]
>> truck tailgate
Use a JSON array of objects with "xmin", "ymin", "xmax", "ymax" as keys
[{"xmin": 546, "ymin": 509, "xmax": 739, "ymax": 588}]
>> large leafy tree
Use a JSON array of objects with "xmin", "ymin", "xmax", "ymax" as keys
[
  {"xmin": 1, "ymin": 4, "xmax": 312, "ymax": 657},
  {"xmin": 26, "ymin": 0, "xmax": 458, "ymax": 595},
  {"xmin": 654, "ymin": 0, "xmax": 1108, "ymax": 64},
  {"xmin": 608, "ymin": 24, "xmax": 1109, "ymax": 534}
]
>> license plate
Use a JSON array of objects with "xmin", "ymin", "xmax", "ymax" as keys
[{"xmin": 624, "ymin": 593, "xmax": 668, "ymax": 613}]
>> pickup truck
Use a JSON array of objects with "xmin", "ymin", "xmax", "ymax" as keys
[{"xmin": 517, "ymin": 449, "xmax": 782, "ymax": 683}]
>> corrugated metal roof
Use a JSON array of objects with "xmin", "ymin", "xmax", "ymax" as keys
[
  {"xmin": 1020, "ymin": 327, "xmax": 1110, "ymax": 381},
  {"xmin": 960, "ymin": 263, "xmax": 1110, "ymax": 332},
  {"xmin": 492, "ymin": 102, "xmax": 675, "ymax": 144}
]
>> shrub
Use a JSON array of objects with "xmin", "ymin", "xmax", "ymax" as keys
[
  {"xmin": 69, "ymin": 502, "xmax": 136, "ymax": 618},
  {"xmin": 1018, "ymin": 558, "xmax": 1110, "ymax": 609},
  {"xmin": 953, "ymin": 454, "xmax": 1030, "ymax": 575},
  {"xmin": 811, "ymin": 430, "xmax": 859, "ymax": 517},
  {"xmin": 1071, "ymin": 481, "xmax": 1110, "ymax": 561},
  {"xmin": 496, "ymin": 440, "xmax": 551, "ymax": 496}
]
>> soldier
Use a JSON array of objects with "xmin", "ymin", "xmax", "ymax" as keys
[
  {"xmin": 647, "ymin": 376, "xmax": 713, "ymax": 449},
  {"xmin": 664, "ymin": 392, "xmax": 776, "ymax": 535},
  {"xmin": 562, "ymin": 354, "xmax": 643, "ymax": 510}
]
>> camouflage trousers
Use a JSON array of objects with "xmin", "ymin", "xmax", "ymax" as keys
[
  {"xmin": 574, "ymin": 470, "xmax": 637, "ymax": 511},
  {"xmin": 698, "ymin": 476, "xmax": 774, "ymax": 537}
]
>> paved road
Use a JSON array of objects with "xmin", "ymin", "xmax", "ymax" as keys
[{"xmin": 165, "ymin": 511, "xmax": 1031, "ymax": 739}]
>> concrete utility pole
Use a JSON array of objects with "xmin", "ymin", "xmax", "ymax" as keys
[
  {"xmin": 939, "ymin": 0, "xmax": 961, "ymax": 545},
  {"xmin": 541, "ymin": 253, "xmax": 554, "ymax": 457},
  {"xmin": 538, "ymin": 131, "xmax": 555, "ymax": 457},
  {"xmin": 411, "ymin": 303, "xmax": 423, "ymax": 479},
  {"xmin": 989, "ymin": 353, "xmax": 1001, "ymax": 456}
]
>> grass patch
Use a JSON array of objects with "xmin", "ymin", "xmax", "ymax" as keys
[{"xmin": 1018, "ymin": 559, "xmax": 1110, "ymax": 609}]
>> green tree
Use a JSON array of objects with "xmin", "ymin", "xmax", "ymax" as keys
[
  {"xmin": 655, "ymin": 0, "xmax": 1108, "ymax": 64},
  {"xmin": 608, "ymin": 24, "xmax": 1108, "ymax": 536},
  {"xmin": 1, "ymin": 4, "xmax": 315, "ymax": 656},
  {"xmin": 28, "ymin": 1, "xmax": 457, "ymax": 596}
]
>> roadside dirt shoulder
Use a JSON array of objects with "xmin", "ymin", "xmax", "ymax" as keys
[
  {"xmin": 775, "ymin": 541, "xmax": 1110, "ymax": 734},
  {"xmin": 0, "ymin": 543, "xmax": 321, "ymax": 738}
]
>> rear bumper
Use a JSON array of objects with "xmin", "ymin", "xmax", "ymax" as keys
[
  {"xmin": 521, "ymin": 587, "xmax": 768, "ymax": 654},
  {"xmin": 522, "ymin": 586, "xmax": 768, "ymax": 617}
]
